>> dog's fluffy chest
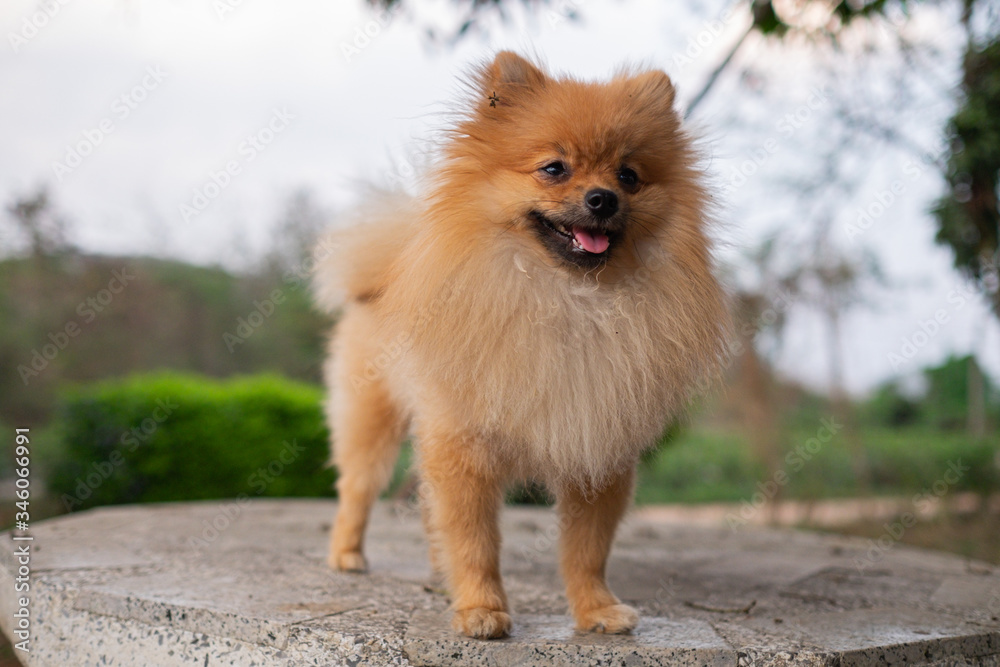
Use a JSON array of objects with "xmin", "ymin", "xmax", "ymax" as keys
[{"xmin": 394, "ymin": 253, "xmax": 691, "ymax": 484}]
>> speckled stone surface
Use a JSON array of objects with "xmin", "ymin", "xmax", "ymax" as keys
[{"xmin": 1, "ymin": 499, "xmax": 999, "ymax": 666}]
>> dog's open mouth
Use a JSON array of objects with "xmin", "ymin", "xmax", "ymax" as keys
[{"xmin": 530, "ymin": 210, "xmax": 619, "ymax": 268}]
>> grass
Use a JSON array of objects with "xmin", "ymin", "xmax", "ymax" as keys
[
  {"xmin": 18, "ymin": 405, "xmax": 999, "ymax": 525},
  {"xmin": 379, "ymin": 425, "xmax": 999, "ymax": 506},
  {"xmin": 636, "ymin": 425, "xmax": 999, "ymax": 504}
]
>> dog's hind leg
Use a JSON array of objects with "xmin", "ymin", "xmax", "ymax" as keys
[{"xmin": 326, "ymin": 307, "xmax": 406, "ymax": 572}]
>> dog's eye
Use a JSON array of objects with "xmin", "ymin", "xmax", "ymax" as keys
[
  {"xmin": 618, "ymin": 167, "xmax": 639, "ymax": 189},
  {"xmin": 541, "ymin": 162, "xmax": 567, "ymax": 177}
]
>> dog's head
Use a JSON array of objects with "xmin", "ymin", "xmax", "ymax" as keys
[{"xmin": 443, "ymin": 52, "xmax": 697, "ymax": 272}]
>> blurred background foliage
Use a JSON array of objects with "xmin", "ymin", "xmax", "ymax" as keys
[
  {"xmin": 1, "ymin": 0, "xmax": 999, "ymax": 566},
  {"xmin": 2, "ymin": 188, "xmax": 996, "ymax": 511},
  {"xmin": 47, "ymin": 373, "xmax": 334, "ymax": 511}
]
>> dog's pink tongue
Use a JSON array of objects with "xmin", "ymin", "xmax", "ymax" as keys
[{"xmin": 572, "ymin": 227, "xmax": 609, "ymax": 254}]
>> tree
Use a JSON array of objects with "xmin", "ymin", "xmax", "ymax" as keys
[
  {"xmin": 5, "ymin": 187, "xmax": 68, "ymax": 259},
  {"xmin": 923, "ymin": 354, "xmax": 999, "ymax": 432},
  {"xmin": 364, "ymin": 0, "xmax": 999, "ymax": 320},
  {"xmin": 263, "ymin": 189, "xmax": 331, "ymax": 276},
  {"xmin": 932, "ymin": 37, "xmax": 1000, "ymax": 318}
]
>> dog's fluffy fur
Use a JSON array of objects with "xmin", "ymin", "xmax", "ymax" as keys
[{"xmin": 313, "ymin": 52, "xmax": 729, "ymax": 639}]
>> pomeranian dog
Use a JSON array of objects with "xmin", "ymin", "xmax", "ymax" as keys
[{"xmin": 313, "ymin": 52, "xmax": 729, "ymax": 639}]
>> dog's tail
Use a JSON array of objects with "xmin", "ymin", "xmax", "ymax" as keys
[{"xmin": 312, "ymin": 190, "xmax": 419, "ymax": 312}]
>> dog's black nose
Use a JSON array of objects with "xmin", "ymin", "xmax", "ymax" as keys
[{"xmin": 584, "ymin": 188, "xmax": 618, "ymax": 219}]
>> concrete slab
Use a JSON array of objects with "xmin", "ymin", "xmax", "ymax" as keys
[
  {"xmin": 1, "ymin": 499, "xmax": 998, "ymax": 666},
  {"xmin": 403, "ymin": 612, "xmax": 734, "ymax": 666}
]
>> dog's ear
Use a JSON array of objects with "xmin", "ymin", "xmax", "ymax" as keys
[
  {"xmin": 632, "ymin": 70, "xmax": 676, "ymax": 109},
  {"xmin": 488, "ymin": 51, "xmax": 547, "ymax": 90},
  {"xmin": 476, "ymin": 51, "xmax": 547, "ymax": 112}
]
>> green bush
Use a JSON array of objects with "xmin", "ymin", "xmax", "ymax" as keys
[
  {"xmin": 861, "ymin": 383, "xmax": 924, "ymax": 428},
  {"xmin": 858, "ymin": 429, "xmax": 1000, "ymax": 497},
  {"xmin": 49, "ymin": 372, "xmax": 335, "ymax": 512}
]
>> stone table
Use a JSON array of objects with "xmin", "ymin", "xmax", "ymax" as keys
[{"xmin": 1, "ymin": 499, "xmax": 998, "ymax": 666}]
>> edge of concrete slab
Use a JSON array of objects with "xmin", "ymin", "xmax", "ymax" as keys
[{"xmin": 0, "ymin": 499, "xmax": 998, "ymax": 667}]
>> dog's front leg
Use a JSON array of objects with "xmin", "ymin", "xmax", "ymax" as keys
[
  {"xmin": 558, "ymin": 467, "xmax": 639, "ymax": 634},
  {"xmin": 420, "ymin": 431, "xmax": 511, "ymax": 639}
]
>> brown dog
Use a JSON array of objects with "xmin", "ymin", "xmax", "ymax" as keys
[{"xmin": 313, "ymin": 52, "xmax": 729, "ymax": 639}]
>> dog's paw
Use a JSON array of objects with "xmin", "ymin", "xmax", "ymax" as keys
[
  {"xmin": 452, "ymin": 607, "xmax": 512, "ymax": 639},
  {"xmin": 576, "ymin": 603, "xmax": 639, "ymax": 634},
  {"xmin": 328, "ymin": 550, "xmax": 367, "ymax": 573}
]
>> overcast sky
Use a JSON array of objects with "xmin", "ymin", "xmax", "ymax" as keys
[{"xmin": 2, "ymin": 0, "xmax": 998, "ymax": 395}]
